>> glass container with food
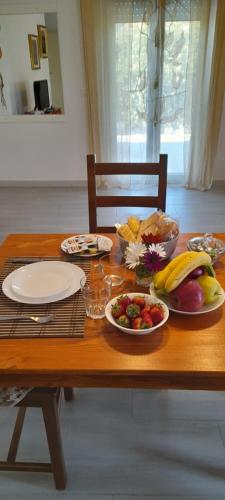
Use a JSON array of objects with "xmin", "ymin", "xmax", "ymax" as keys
[{"xmin": 187, "ymin": 234, "xmax": 225, "ymax": 263}]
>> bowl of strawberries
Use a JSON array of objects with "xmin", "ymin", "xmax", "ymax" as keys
[{"xmin": 105, "ymin": 293, "xmax": 169, "ymax": 335}]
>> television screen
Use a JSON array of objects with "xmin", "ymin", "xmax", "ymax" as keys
[{"xmin": 33, "ymin": 79, "xmax": 50, "ymax": 110}]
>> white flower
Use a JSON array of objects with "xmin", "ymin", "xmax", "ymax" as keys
[
  {"xmin": 125, "ymin": 242, "xmax": 146, "ymax": 269},
  {"xmin": 147, "ymin": 243, "xmax": 166, "ymax": 259}
]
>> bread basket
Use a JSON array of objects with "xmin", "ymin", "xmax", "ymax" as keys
[{"xmin": 117, "ymin": 212, "xmax": 179, "ymax": 260}]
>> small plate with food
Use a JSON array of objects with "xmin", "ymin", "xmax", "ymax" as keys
[{"xmin": 61, "ymin": 234, "xmax": 113, "ymax": 257}]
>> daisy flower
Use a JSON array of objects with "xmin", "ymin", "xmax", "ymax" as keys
[
  {"xmin": 125, "ymin": 242, "xmax": 146, "ymax": 269},
  {"xmin": 148, "ymin": 244, "xmax": 166, "ymax": 259}
]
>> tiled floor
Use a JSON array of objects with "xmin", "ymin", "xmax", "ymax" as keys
[
  {"xmin": 0, "ymin": 185, "xmax": 225, "ymax": 499},
  {"xmin": 0, "ymin": 184, "xmax": 225, "ymax": 243}
]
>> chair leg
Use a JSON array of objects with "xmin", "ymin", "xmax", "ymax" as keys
[
  {"xmin": 7, "ymin": 407, "xmax": 26, "ymax": 463},
  {"xmin": 63, "ymin": 388, "xmax": 74, "ymax": 401},
  {"xmin": 42, "ymin": 395, "xmax": 66, "ymax": 490}
]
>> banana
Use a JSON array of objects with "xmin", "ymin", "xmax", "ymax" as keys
[
  {"xmin": 153, "ymin": 251, "xmax": 197, "ymax": 291},
  {"xmin": 165, "ymin": 251, "xmax": 215, "ymax": 293}
]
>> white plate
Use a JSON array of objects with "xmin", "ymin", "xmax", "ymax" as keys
[
  {"xmin": 150, "ymin": 283, "xmax": 225, "ymax": 315},
  {"xmin": 11, "ymin": 261, "xmax": 72, "ymax": 300},
  {"xmin": 2, "ymin": 261, "xmax": 85, "ymax": 304},
  {"xmin": 61, "ymin": 234, "xmax": 113, "ymax": 257},
  {"xmin": 105, "ymin": 293, "xmax": 169, "ymax": 335}
]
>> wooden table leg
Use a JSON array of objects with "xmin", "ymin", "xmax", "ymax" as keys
[
  {"xmin": 7, "ymin": 407, "xmax": 26, "ymax": 463},
  {"xmin": 63, "ymin": 388, "xmax": 74, "ymax": 401},
  {"xmin": 42, "ymin": 395, "xmax": 66, "ymax": 490}
]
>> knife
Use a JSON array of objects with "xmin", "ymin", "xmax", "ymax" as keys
[
  {"xmin": 8, "ymin": 257, "xmax": 76, "ymax": 264},
  {"xmin": 8, "ymin": 257, "xmax": 44, "ymax": 263}
]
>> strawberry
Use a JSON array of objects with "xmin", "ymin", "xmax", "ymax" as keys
[
  {"xmin": 126, "ymin": 303, "xmax": 141, "ymax": 319},
  {"xmin": 140, "ymin": 305, "xmax": 151, "ymax": 318},
  {"xmin": 132, "ymin": 296, "xmax": 146, "ymax": 309},
  {"xmin": 111, "ymin": 302, "xmax": 125, "ymax": 319},
  {"xmin": 132, "ymin": 317, "xmax": 142, "ymax": 329},
  {"xmin": 116, "ymin": 315, "xmax": 130, "ymax": 328},
  {"xmin": 117, "ymin": 295, "xmax": 132, "ymax": 310},
  {"xmin": 150, "ymin": 305, "xmax": 164, "ymax": 325},
  {"xmin": 141, "ymin": 315, "xmax": 153, "ymax": 329}
]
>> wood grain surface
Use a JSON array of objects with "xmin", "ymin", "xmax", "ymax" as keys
[{"xmin": 0, "ymin": 233, "xmax": 225, "ymax": 390}]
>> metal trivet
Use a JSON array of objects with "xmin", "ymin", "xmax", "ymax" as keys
[{"xmin": 0, "ymin": 257, "xmax": 91, "ymax": 338}]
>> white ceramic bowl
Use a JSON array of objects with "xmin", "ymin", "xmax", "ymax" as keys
[
  {"xmin": 117, "ymin": 233, "xmax": 179, "ymax": 260},
  {"xmin": 105, "ymin": 292, "xmax": 169, "ymax": 335}
]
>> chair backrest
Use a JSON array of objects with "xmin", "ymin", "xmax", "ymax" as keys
[{"xmin": 87, "ymin": 154, "xmax": 167, "ymax": 233}]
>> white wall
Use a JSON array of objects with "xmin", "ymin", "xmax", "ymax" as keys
[
  {"xmin": 0, "ymin": 0, "xmax": 88, "ymax": 183},
  {"xmin": 0, "ymin": 13, "xmax": 51, "ymax": 114}
]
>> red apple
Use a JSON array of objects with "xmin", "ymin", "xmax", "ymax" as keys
[{"xmin": 169, "ymin": 279, "xmax": 204, "ymax": 312}]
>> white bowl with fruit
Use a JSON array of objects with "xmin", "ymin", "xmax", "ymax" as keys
[
  {"xmin": 116, "ymin": 211, "xmax": 179, "ymax": 260},
  {"xmin": 105, "ymin": 293, "xmax": 169, "ymax": 335},
  {"xmin": 151, "ymin": 250, "xmax": 225, "ymax": 315}
]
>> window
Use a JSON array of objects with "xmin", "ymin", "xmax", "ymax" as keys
[{"xmin": 114, "ymin": 1, "xmax": 200, "ymax": 176}]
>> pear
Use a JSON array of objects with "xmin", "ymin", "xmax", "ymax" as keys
[{"xmin": 197, "ymin": 275, "xmax": 221, "ymax": 304}]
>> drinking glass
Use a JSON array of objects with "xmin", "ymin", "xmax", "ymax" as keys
[
  {"xmin": 80, "ymin": 275, "xmax": 112, "ymax": 319},
  {"xmin": 99, "ymin": 253, "xmax": 125, "ymax": 287}
]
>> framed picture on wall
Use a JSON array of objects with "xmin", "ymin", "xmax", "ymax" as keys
[
  {"xmin": 28, "ymin": 34, "xmax": 40, "ymax": 70},
  {"xmin": 37, "ymin": 25, "xmax": 48, "ymax": 58}
]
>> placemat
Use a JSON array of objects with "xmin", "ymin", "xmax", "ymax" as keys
[{"xmin": 0, "ymin": 257, "xmax": 91, "ymax": 338}]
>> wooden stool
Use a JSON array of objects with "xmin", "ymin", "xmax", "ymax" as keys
[{"xmin": 0, "ymin": 387, "xmax": 73, "ymax": 489}]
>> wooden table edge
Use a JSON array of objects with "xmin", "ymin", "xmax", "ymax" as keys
[{"xmin": 1, "ymin": 372, "xmax": 225, "ymax": 391}]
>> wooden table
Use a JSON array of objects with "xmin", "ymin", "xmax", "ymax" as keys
[{"xmin": 0, "ymin": 233, "xmax": 225, "ymax": 391}]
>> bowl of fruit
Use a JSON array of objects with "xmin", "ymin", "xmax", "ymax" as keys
[
  {"xmin": 105, "ymin": 293, "xmax": 169, "ymax": 335},
  {"xmin": 151, "ymin": 250, "xmax": 225, "ymax": 314},
  {"xmin": 116, "ymin": 211, "xmax": 179, "ymax": 260}
]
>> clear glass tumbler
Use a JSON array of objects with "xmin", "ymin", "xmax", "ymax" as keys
[
  {"xmin": 98, "ymin": 253, "xmax": 125, "ymax": 287},
  {"xmin": 80, "ymin": 275, "xmax": 112, "ymax": 319}
]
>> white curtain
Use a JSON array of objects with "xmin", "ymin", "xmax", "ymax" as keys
[
  {"xmin": 81, "ymin": 0, "xmax": 218, "ymax": 190},
  {"xmin": 185, "ymin": 0, "xmax": 225, "ymax": 190}
]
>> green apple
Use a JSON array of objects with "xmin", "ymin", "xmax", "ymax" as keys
[{"xmin": 197, "ymin": 275, "xmax": 221, "ymax": 304}]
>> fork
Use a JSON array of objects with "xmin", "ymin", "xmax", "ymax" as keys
[{"xmin": 0, "ymin": 314, "xmax": 54, "ymax": 324}]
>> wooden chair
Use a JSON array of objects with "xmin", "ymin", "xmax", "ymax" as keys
[
  {"xmin": 0, "ymin": 387, "xmax": 74, "ymax": 490},
  {"xmin": 87, "ymin": 154, "xmax": 168, "ymax": 232}
]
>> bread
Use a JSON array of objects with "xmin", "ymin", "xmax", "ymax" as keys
[
  {"xmin": 157, "ymin": 214, "xmax": 178, "ymax": 241},
  {"xmin": 127, "ymin": 216, "xmax": 140, "ymax": 236},
  {"xmin": 117, "ymin": 223, "xmax": 136, "ymax": 242},
  {"xmin": 136, "ymin": 212, "xmax": 160, "ymax": 241},
  {"xmin": 117, "ymin": 211, "xmax": 178, "ymax": 244}
]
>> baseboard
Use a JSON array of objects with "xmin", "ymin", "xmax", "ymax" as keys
[
  {"xmin": 213, "ymin": 180, "xmax": 225, "ymax": 187},
  {"xmin": 0, "ymin": 180, "xmax": 87, "ymax": 187},
  {"xmin": 168, "ymin": 174, "xmax": 184, "ymax": 184},
  {"xmin": 0, "ymin": 178, "xmax": 223, "ymax": 188}
]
